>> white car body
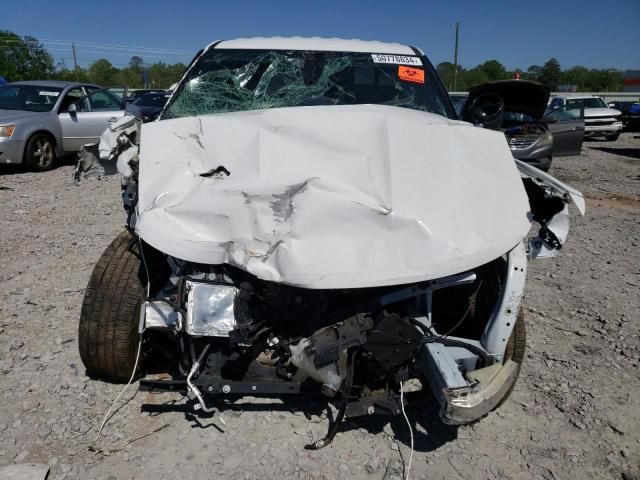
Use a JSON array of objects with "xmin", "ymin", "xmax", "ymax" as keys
[
  {"xmin": 548, "ymin": 95, "xmax": 623, "ymax": 138},
  {"xmin": 78, "ymin": 37, "xmax": 586, "ymax": 427}
]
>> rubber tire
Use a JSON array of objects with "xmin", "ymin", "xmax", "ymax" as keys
[
  {"xmin": 78, "ymin": 230, "xmax": 145, "ymax": 383},
  {"xmin": 494, "ymin": 307, "xmax": 526, "ymax": 408},
  {"xmin": 24, "ymin": 133, "xmax": 56, "ymax": 171},
  {"xmin": 605, "ymin": 133, "xmax": 620, "ymax": 141}
]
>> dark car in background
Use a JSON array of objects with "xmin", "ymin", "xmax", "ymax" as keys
[
  {"xmin": 125, "ymin": 89, "xmax": 166, "ymax": 104},
  {"xmin": 458, "ymin": 80, "xmax": 584, "ymax": 171},
  {"xmin": 450, "ymin": 94, "xmax": 467, "ymax": 118},
  {"xmin": 126, "ymin": 91, "xmax": 170, "ymax": 122},
  {"xmin": 608, "ymin": 100, "xmax": 640, "ymax": 131}
]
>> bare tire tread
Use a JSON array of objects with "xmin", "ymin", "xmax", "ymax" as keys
[{"xmin": 78, "ymin": 231, "xmax": 144, "ymax": 383}]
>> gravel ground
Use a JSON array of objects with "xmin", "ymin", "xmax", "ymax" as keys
[{"xmin": 1, "ymin": 133, "xmax": 639, "ymax": 480}]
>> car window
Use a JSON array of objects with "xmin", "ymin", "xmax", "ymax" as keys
[
  {"xmin": 133, "ymin": 93, "xmax": 168, "ymax": 107},
  {"xmin": 549, "ymin": 98, "xmax": 562, "ymax": 109},
  {"xmin": 546, "ymin": 105, "xmax": 584, "ymax": 121},
  {"xmin": 85, "ymin": 88, "xmax": 122, "ymax": 111},
  {"xmin": 566, "ymin": 98, "xmax": 606, "ymax": 110},
  {"xmin": 503, "ymin": 112, "xmax": 535, "ymax": 122},
  {"xmin": 0, "ymin": 84, "xmax": 63, "ymax": 112},
  {"xmin": 59, "ymin": 87, "xmax": 89, "ymax": 112}
]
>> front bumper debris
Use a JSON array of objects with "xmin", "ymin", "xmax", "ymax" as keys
[{"xmin": 418, "ymin": 339, "xmax": 519, "ymax": 425}]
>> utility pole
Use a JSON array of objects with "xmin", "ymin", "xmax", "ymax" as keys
[
  {"xmin": 72, "ymin": 43, "xmax": 79, "ymax": 81},
  {"xmin": 452, "ymin": 22, "xmax": 460, "ymax": 92}
]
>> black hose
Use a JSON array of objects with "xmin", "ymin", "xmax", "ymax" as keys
[{"xmin": 305, "ymin": 351, "xmax": 356, "ymax": 450}]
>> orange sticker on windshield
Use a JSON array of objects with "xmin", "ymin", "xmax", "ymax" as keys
[{"xmin": 398, "ymin": 66, "xmax": 425, "ymax": 84}]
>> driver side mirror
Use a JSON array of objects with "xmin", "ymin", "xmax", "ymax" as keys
[{"xmin": 67, "ymin": 103, "xmax": 77, "ymax": 113}]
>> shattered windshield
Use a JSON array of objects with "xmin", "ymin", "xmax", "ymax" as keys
[{"xmin": 163, "ymin": 49, "xmax": 455, "ymax": 119}]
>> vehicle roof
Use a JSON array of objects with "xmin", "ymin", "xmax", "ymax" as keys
[
  {"xmin": 6, "ymin": 80, "xmax": 100, "ymax": 89},
  {"xmin": 213, "ymin": 37, "xmax": 416, "ymax": 55},
  {"xmin": 553, "ymin": 95, "xmax": 603, "ymax": 99}
]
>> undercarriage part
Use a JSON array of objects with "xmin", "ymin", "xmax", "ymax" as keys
[
  {"xmin": 363, "ymin": 312, "xmax": 424, "ymax": 371},
  {"xmin": 187, "ymin": 344, "xmax": 217, "ymax": 414},
  {"xmin": 140, "ymin": 377, "xmax": 323, "ymax": 396},
  {"xmin": 345, "ymin": 388, "xmax": 402, "ymax": 418},
  {"xmin": 305, "ymin": 352, "xmax": 356, "ymax": 450},
  {"xmin": 290, "ymin": 314, "xmax": 373, "ymax": 396}
]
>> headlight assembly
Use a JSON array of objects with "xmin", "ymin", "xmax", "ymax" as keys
[
  {"xmin": 185, "ymin": 280, "xmax": 238, "ymax": 336},
  {"xmin": 0, "ymin": 125, "xmax": 15, "ymax": 138},
  {"xmin": 538, "ymin": 130, "xmax": 553, "ymax": 147}
]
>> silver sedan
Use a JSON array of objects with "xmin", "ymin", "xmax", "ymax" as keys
[{"xmin": 0, "ymin": 81, "xmax": 127, "ymax": 171}]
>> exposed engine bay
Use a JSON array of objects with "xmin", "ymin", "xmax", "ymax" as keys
[{"xmin": 138, "ymin": 242, "xmax": 518, "ymax": 446}]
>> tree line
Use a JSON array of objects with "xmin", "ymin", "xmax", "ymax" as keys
[
  {"xmin": 0, "ymin": 30, "xmax": 186, "ymax": 89},
  {"xmin": 437, "ymin": 58, "xmax": 624, "ymax": 92},
  {"xmin": 0, "ymin": 29, "xmax": 626, "ymax": 92}
]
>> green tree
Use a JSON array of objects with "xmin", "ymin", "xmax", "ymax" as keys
[
  {"xmin": 584, "ymin": 68, "xmax": 623, "ymax": 91},
  {"xmin": 88, "ymin": 59, "xmax": 118, "ymax": 86},
  {"xmin": 561, "ymin": 66, "xmax": 590, "ymax": 89},
  {"xmin": 477, "ymin": 60, "xmax": 507, "ymax": 81},
  {"xmin": 0, "ymin": 30, "xmax": 54, "ymax": 81},
  {"xmin": 464, "ymin": 67, "xmax": 490, "ymax": 88},
  {"xmin": 436, "ymin": 61, "xmax": 467, "ymax": 90},
  {"xmin": 524, "ymin": 65, "xmax": 542, "ymax": 81},
  {"xmin": 538, "ymin": 58, "xmax": 562, "ymax": 90},
  {"xmin": 128, "ymin": 55, "xmax": 144, "ymax": 72}
]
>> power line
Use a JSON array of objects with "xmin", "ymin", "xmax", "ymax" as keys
[{"xmin": 0, "ymin": 35, "xmax": 191, "ymax": 54}]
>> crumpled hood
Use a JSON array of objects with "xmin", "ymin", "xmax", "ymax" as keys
[{"xmin": 135, "ymin": 104, "xmax": 532, "ymax": 289}]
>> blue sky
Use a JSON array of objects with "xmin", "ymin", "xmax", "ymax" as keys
[{"xmin": 2, "ymin": 0, "xmax": 639, "ymax": 70}]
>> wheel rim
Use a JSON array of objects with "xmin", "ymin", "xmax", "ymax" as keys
[{"xmin": 32, "ymin": 137, "xmax": 53, "ymax": 167}]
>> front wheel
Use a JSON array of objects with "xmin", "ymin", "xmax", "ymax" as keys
[
  {"xmin": 78, "ymin": 231, "xmax": 146, "ymax": 383},
  {"xmin": 493, "ymin": 308, "xmax": 526, "ymax": 407},
  {"xmin": 25, "ymin": 133, "xmax": 56, "ymax": 171}
]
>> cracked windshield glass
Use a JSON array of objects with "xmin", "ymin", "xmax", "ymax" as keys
[{"xmin": 163, "ymin": 49, "xmax": 454, "ymax": 119}]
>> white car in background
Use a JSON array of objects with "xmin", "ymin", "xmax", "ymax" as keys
[{"xmin": 548, "ymin": 95, "xmax": 622, "ymax": 140}]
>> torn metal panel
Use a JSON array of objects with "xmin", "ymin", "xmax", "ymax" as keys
[
  {"xmin": 481, "ymin": 242, "xmax": 527, "ymax": 358},
  {"xmin": 516, "ymin": 159, "xmax": 585, "ymax": 215},
  {"xmin": 135, "ymin": 104, "xmax": 532, "ymax": 289},
  {"xmin": 516, "ymin": 159, "xmax": 585, "ymax": 259}
]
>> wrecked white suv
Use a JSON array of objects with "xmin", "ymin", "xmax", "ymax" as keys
[{"xmin": 77, "ymin": 37, "xmax": 584, "ymax": 447}]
